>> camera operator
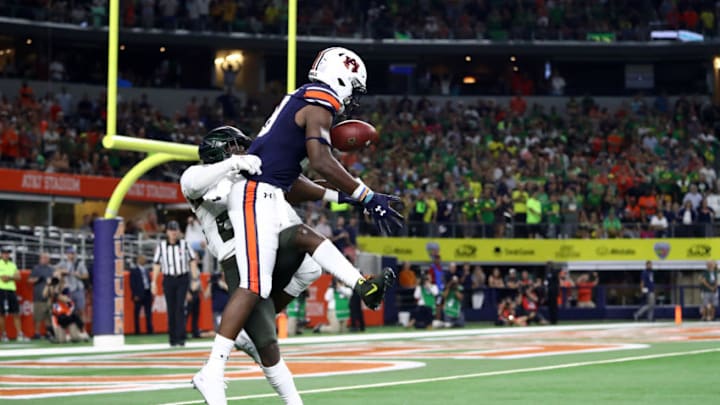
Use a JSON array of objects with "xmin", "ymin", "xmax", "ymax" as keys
[
  {"xmin": 410, "ymin": 272, "xmax": 438, "ymax": 329},
  {"xmin": 43, "ymin": 273, "xmax": 88, "ymax": 343},
  {"xmin": 442, "ymin": 275, "xmax": 465, "ymax": 327}
]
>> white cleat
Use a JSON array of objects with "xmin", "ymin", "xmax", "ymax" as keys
[
  {"xmin": 192, "ymin": 366, "xmax": 227, "ymax": 405},
  {"xmin": 234, "ymin": 329, "xmax": 261, "ymax": 364}
]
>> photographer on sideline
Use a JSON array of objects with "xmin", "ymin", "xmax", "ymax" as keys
[
  {"xmin": 44, "ymin": 272, "xmax": 88, "ymax": 343},
  {"xmin": 442, "ymin": 275, "xmax": 465, "ymax": 327}
]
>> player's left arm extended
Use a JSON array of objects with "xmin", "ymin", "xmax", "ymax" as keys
[{"xmin": 285, "ymin": 175, "xmax": 358, "ymax": 206}]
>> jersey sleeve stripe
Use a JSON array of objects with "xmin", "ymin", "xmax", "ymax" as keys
[{"xmin": 304, "ymin": 90, "xmax": 342, "ymax": 112}]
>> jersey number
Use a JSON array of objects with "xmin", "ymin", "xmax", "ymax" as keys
[{"xmin": 256, "ymin": 95, "xmax": 290, "ymax": 138}]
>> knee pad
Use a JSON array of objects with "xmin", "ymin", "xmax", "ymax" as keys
[{"xmin": 283, "ymin": 255, "xmax": 321, "ymax": 297}]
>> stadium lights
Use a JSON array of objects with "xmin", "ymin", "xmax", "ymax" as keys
[
  {"xmin": 714, "ymin": 56, "xmax": 720, "ymax": 71},
  {"xmin": 214, "ymin": 51, "xmax": 244, "ymax": 66},
  {"xmin": 160, "ymin": 46, "xmax": 166, "ymax": 53},
  {"xmin": 120, "ymin": 44, "xmax": 125, "ymax": 51},
  {"xmin": 6, "ymin": 49, "xmax": 11, "ymax": 54},
  {"xmin": 513, "ymin": 66, "xmax": 519, "ymax": 72},
  {"xmin": 25, "ymin": 38, "xmax": 32, "ymax": 45},
  {"xmin": 0, "ymin": 51, "xmax": 4, "ymax": 56},
  {"xmin": 465, "ymin": 55, "xmax": 471, "ymax": 62},
  {"xmin": 462, "ymin": 76, "xmax": 476, "ymax": 84},
  {"xmin": 510, "ymin": 55, "xmax": 516, "ymax": 62}
]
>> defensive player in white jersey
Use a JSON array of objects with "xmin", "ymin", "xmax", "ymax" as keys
[
  {"xmin": 185, "ymin": 126, "xmax": 394, "ymax": 405},
  {"xmin": 192, "ymin": 47, "xmax": 403, "ymax": 405}
]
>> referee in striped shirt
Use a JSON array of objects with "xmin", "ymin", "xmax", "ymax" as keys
[{"xmin": 151, "ymin": 220, "xmax": 199, "ymax": 347}]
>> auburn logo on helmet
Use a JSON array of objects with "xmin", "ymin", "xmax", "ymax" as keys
[{"xmin": 344, "ymin": 56, "xmax": 359, "ymax": 73}]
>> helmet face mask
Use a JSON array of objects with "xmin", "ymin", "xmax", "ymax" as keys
[
  {"xmin": 199, "ymin": 126, "xmax": 252, "ymax": 164},
  {"xmin": 308, "ymin": 47, "xmax": 367, "ymax": 113}
]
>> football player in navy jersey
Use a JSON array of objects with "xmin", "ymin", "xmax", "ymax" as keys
[{"xmin": 191, "ymin": 47, "xmax": 402, "ymax": 405}]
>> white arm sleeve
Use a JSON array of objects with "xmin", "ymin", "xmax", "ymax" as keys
[{"xmin": 180, "ymin": 161, "xmax": 232, "ymax": 199}]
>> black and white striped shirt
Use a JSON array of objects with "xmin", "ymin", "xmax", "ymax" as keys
[{"xmin": 153, "ymin": 239, "xmax": 197, "ymax": 277}]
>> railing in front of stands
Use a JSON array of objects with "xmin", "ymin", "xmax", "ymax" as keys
[{"xmin": 0, "ymin": 227, "xmax": 163, "ymax": 270}]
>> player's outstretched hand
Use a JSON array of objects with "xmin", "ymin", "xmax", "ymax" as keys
[
  {"xmin": 226, "ymin": 154, "xmax": 262, "ymax": 175},
  {"xmin": 362, "ymin": 192, "xmax": 404, "ymax": 236}
]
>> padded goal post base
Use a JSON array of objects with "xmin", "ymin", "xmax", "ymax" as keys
[{"xmin": 92, "ymin": 218, "xmax": 126, "ymax": 347}]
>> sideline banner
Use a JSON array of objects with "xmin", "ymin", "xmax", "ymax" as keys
[
  {"xmin": 0, "ymin": 168, "xmax": 185, "ymax": 203},
  {"xmin": 358, "ymin": 237, "xmax": 719, "ymax": 263}
]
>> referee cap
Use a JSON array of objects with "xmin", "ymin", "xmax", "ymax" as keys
[{"xmin": 166, "ymin": 220, "xmax": 180, "ymax": 231}]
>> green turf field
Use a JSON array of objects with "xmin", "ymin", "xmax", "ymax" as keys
[{"xmin": 1, "ymin": 322, "xmax": 718, "ymax": 404}]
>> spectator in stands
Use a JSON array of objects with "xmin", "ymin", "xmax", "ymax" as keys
[
  {"xmin": 398, "ymin": 261, "xmax": 417, "ymax": 290},
  {"xmin": 559, "ymin": 269, "xmax": 575, "ymax": 308},
  {"xmin": 682, "ymin": 184, "xmax": 703, "ymax": 210},
  {"xmin": 699, "ymin": 260, "xmax": 718, "ymax": 321},
  {"xmin": 0, "ymin": 246, "xmax": 27, "ymax": 342},
  {"xmin": 576, "ymin": 272, "xmax": 599, "ymax": 308},
  {"xmin": 649, "ymin": 209, "xmax": 669, "ymax": 238},
  {"xmin": 469, "ymin": 265, "xmax": 486, "ymax": 310},
  {"xmin": 330, "ymin": 216, "xmax": 350, "ymax": 254},
  {"xmin": 603, "ymin": 209, "xmax": 623, "ymax": 238},
  {"xmin": 677, "ymin": 200, "xmax": 697, "ymax": 237},
  {"xmin": 549, "ymin": 69, "xmax": 566, "ymax": 95},
  {"xmin": 313, "ymin": 214, "xmax": 332, "ymax": 238},
  {"xmin": 696, "ymin": 198, "xmax": 715, "ymax": 237},
  {"xmin": 634, "ymin": 261, "xmax": 656, "ymax": 322},
  {"xmin": 505, "ymin": 268, "xmax": 519, "ymax": 290},
  {"xmin": 512, "ymin": 182, "xmax": 529, "ymax": 237},
  {"xmin": 526, "ymin": 187, "xmax": 542, "ymax": 238},
  {"xmin": 28, "ymin": 252, "xmax": 55, "ymax": 340},
  {"xmin": 55, "ymin": 246, "xmax": 89, "ymax": 332},
  {"xmin": 130, "ymin": 254, "xmax": 154, "ymax": 335},
  {"xmin": 488, "ymin": 267, "xmax": 505, "ymax": 288}
]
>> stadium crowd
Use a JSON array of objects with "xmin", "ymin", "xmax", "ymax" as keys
[
  {"xmin": 5, "ymin": 0, "xmax": 720, "ymax": 40},
  {"xmin": 1, "ymin": 80, "xmax": 719, "ymax": 238}
]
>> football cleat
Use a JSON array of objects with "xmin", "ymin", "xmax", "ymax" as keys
[
  {"xmin": 354, "ymin": 267, "xmax": 396, "ymax": 310},
  {"xmin": 192, "ymin": 365, "xmax": 228, "ymax": 405}
]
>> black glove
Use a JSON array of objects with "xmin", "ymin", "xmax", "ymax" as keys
[{"xmin": 362, "ymin": 192, "xmax": 404, "ymax": 236}]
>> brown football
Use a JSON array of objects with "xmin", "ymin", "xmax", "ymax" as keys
[{"xmin": 330, "ymin": 120, "xmax": 378, "ymax": 152}]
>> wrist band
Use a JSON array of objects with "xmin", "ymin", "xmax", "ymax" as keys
[
  {"xmin": 322, "ymin": 189, "xmax": 339, "ymax": 203},
  {"xmin": 351, "ymin": 184, "xmax": 373, "ymax": 203}
]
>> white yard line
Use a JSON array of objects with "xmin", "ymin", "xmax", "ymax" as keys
[{"xmin": 159, "ymin": 347, "xmax": 720, "ymax": 405}]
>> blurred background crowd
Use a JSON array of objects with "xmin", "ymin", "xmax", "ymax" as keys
[
  {"xmin": 4, "ymin": 0, "xmax": 720, "ymax": 41},
  {"xmin": 2, "ymin": 80, "xmax": 719, "ymax": 238}
]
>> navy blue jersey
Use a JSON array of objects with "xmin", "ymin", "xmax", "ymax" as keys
[
  {"xmin": 247, "ymin": 83, "xmax": 341, "ymax": 191},
  {"xmin": 641, "ymin": 269, "xmax": 654, "ymax": 293}
]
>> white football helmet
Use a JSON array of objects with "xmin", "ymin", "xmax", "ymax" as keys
[{"xmin": 308, "ymin": 47, "xmax": 367, "ymax": 113}]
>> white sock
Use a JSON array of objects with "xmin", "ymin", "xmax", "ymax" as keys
[
  {"xmin": 262, "ymin": 358, "xmax": 303, "ymax": 405},
  {"xmin": 311, "ymin": 240, "xmax": 362, "ymax": 287},
  {"xmin": 206, "ymin": 334, "xmax": 235, "ymax": 374}
]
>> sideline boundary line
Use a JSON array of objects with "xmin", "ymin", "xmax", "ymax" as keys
[
  {"xmin": 159, "ymin": 347, "xmax": 720, "ymax": 405},
  {"xmin": 0, "ymin": 322, "xmax": 674, "ymax": 358}
]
